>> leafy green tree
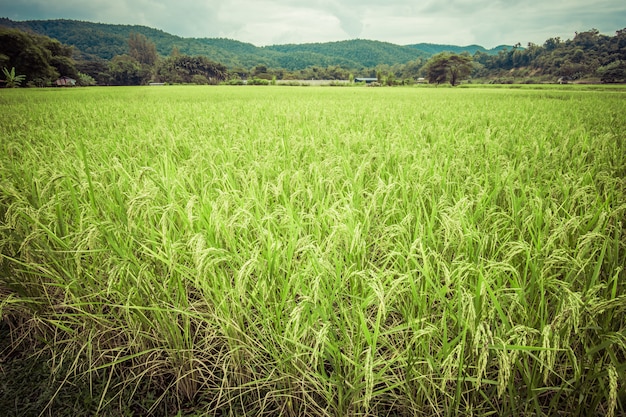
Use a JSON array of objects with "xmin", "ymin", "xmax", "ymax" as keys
[
  {"xmin": 252, "ymin": 64, "xmax": 268, "ymax": 75},
  {"xmin": 423, "ymin": 53, "xmax": 449, "ymax": 85},
  {"xmin": 447, "ymin": 54, "xmax": 473, "ymax": 85},
  {"xmin": 597, "ymin": 60, "xmax": 626, "ymax": 83},
  {"xmin": 156, "ymin": 55, "xmax": 226, "ymax": 84},
  {"xmin": 2, "ymin": 66, "xmax": 26, "ymax": 87},
  {"xmin": 75, "ymin": 60, "xmax": 108, "ymax": 81},
  {"xmin": 400, "ymin": 58, "xmax": 425, "ymax": 80},
  {"xmin": 251, "ymin": 64, "xmax": 273, "ymax": 80},
  {"xmin": 77, "ymin": 71, "xmax": 96, "ymax": 86},
  {"xmin": 229, "ymin": 66, "xmax": 249, "ymax": 80},
  {"xmin": 108, "ymin": 54, "xmax": 144, "ymax": 85},
  {"xmin": 0, "ymin": 28, "xmax": 60, "ymax": 83},
  {"xmin": 544, "ymin": 37, "xmax": 561, "ymax": 51},
  {"xmin": 423, "ymin": 53, "xmax": 473, "ymax": 86},
  {"xmin": 170, "ymin": 46, "xmax": 181, "ymax": 57},
  {"xmin": 128, "ymin": 32, "xmax": 158, "ymax": 66},
  {"xmin": 50, "ymin": 55, "xmax": 79, "ymax": 79},
  {"xmin": 0, "ymin": 28, "xmax": 82, "ymax": 85},
  {"xmin": 325, "ymin": 65, "xmax": 349, "ymax": 80},
  {"xmin": 191, "ymin": 74, "xmax": 209, "ymax": 85}
]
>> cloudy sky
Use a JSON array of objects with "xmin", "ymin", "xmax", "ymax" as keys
[{"xmin": 1, "ymin": 0, "xmax": 625, "ymax": 47}]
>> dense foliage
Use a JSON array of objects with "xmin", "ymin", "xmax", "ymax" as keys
[
  {"xmin": 1, "ymin": 17, "xmax": 625, "ymax": 85},
  {"xmin": 0, "ymin": 27, "xmax": 78, "ymax": 86},
  {"xmin": 265, "ymin": 39, "xmax": 429, "ymax": 68},
  {"xmin": 473, "ymin": 29, "xmax": 626, "ymax": 82},
  {"xmin": 423, "ymin": 52, "xmax": 473, "ymax": 86},
  {"xmin": 156, "ymin": 55, "xmax": 227, "ymax": 84},
  {"xmin": 0, "ymin": 17, "xmax": 176, "ymax": 60},
  {"xmin": 407, "ymin": 43, "xmax": 510, "ymax": 55},
  {"xmin": 1, "ymin": 66, "xmax": 26, "ymax": 87},
  {"xmin": 0, "ymin": 17, "xmax": 498, "ymax": 80}
]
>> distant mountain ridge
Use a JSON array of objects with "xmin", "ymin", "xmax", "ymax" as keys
[
  {"xmin": 0, "ymin": 17, "xmax": 512, "ymax": 70},
  {"xmin": 406, "ymin": 43, "xmax": 511, "ymax": 56}
]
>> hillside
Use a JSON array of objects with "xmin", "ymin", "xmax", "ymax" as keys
[
  {"xmin": 406, "ymin": 43, "xmax": 511, "ymax": 55},
  {"xmin": 264, "ymin": 40, "xmax": 428, "ymax": 68},
  {"xmin": 0, "ymin": 17, "xmax": 272, "ymax": 67},
  {"xmin": 0, "ymin": 17, "xmax": 508, "ymax": 70}
]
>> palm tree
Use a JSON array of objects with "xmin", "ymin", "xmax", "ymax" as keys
[{"xmin": 2, "ymin": 67, "xmax": 26, "ymax": 87}]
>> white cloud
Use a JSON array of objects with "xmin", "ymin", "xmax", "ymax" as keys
[
  {"xmin": 1, "ymin": 0, "xmax": 624, "ymax": 47},
  {"xmin": 218, "ymin": 1, "xmax": 345, "ymax": 44}
]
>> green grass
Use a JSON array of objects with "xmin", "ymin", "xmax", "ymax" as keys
[{"xmin": 1, "ymin": 85, "xmax": 625, "ymax": 416}]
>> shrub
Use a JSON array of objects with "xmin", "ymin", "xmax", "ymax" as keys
[
  {"xmin": 247, "ymin": 78, "xmax": 270, "ymax": 85},
  {"xmin": 191, "ymin": 74, "xmax": 209, "ymax": 85}
]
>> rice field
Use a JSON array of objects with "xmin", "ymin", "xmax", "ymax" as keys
[{"xmin": 1, "ymin": 85, "xmax": 625, "ymax": 416}]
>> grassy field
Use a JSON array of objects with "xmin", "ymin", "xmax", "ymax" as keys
[{"xmin": 1, "ymin": 85, "xmax": 625, "ymax": 416}]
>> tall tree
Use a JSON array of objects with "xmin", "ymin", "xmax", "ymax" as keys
[
  {"xmin": 128, "ymin": 32, "xmax": 158, "ymax": 66},
  {"xmin": 170, "ymin": 46, "xmax": 181, "ymax": 58},
  {"xmin": 108, "ymin": 54, "xmax": 144, "ymax": 85},
  {"xmin": 447, "ymin": 54, "xmax": 473, "ymax": 86},
  {"xmin": 423, "ymin": 53, "xmax": 473, "ymax": 86},
  {"xmin": 156, "ymin": 55, "xmax": 227, "ymax": 84},
  {"xmin": 0, "ymin": 28, "xmax": 81, "ymax": 85},
  {"xmin": 423, "ymin": 53, "xmax": 449, "ymax": 85},
  {"xmin": 400, "ymin": 58, "xmax": 425, "ymax": 80},
  {"xmin": 597, "ymin": 60, "xmax": 626, "ymax": 83}
]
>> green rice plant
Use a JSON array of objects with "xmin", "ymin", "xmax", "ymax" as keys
[{"xmin": 0, "ymin": 85, "xmax": 625, "ymax": 416}]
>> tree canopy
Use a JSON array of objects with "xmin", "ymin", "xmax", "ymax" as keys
[
  {"xmin": 0, "ymin": 27, "xmax": 78, "ymax": 85},
  {"xmin": 424, "ymin": 53, "xmax": 473, "ymax": 86},
  {"xmin": 156, "ymin": 55, "xmax": 227, "ymax": 84},
  {"xmin": 1, "ymin": 18, "xmax": 626, "ymax": 87},
  {"xmin": 129, "ymin": 32, "xmax": 158, "ymax": 66}
]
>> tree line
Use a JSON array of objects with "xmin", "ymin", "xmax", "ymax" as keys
[
  {"xmin": 473, "ymin": 28, "xmax": 626, "ymax": 83},
  {"xmin": 0, "ymin": 28, "xmax": 229, "ymax": 86},
  {"xmin": 0, "ymin": 27, "xmax": 84, "ymax": 86},
  {"xmin": 1, "ymin": 26, "xmax": 625, "ymax": 87}
]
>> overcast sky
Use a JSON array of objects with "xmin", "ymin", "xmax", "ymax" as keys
[{"xmin": 1, "ymin": 0, "xmax": 625, "ymax": 48}]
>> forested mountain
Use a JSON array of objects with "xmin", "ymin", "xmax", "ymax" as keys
[
  {"xmin": 1, "ymin": 17, "xmax": 625, "ymax": 87},
  {"xmin": 406, "ymin": 43, "xmax": 510, "ymax": 56},
  {"xmin": 0, "ymin": 18, "xmax": 273, "ymax": 67},
  {"xmin": 265, "ymin": 40, "xmax": 428, "ymax": 68},
  {"xmin": 0, "ymin": 17, "xmax": 485, "ymax": 69}
]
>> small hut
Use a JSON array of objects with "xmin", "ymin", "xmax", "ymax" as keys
[{"xmin": 55, "ymin": 76, "xmax": 76, "ymax": 86}]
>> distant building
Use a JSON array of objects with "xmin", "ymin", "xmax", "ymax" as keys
[
  {"xmin": 55, "ymin": 76, "xmax": 76, "ymax": 86},
  {"xmin": 354, "ymin": 77, "xmax": 378, "ymax": 84}
]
